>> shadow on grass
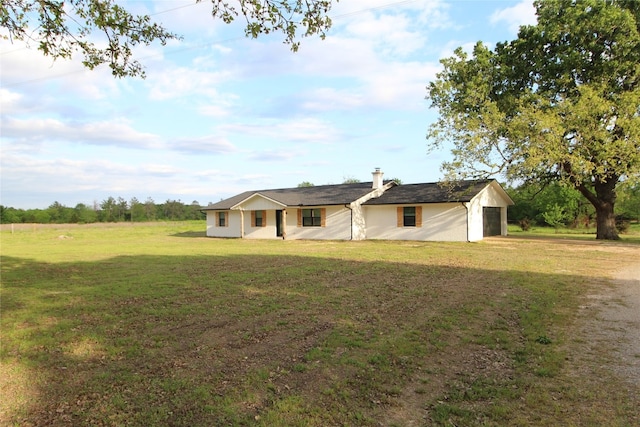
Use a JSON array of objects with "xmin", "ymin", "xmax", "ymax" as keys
[
  {"xmin": 1, "ymin": 253, "xmax": 637, "ymax": 426},
  {"xmin": 171, "ymin": 230, "xmax": 207, "ymax": 238}
]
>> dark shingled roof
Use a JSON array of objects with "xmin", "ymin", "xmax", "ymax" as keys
[
  {"xmin": 203, "ymin": 181, "xmax": 391, "ymax": 210},
  {"xmin": 363, "ymin": 179, "xmax": 494, "ymax": 205}
]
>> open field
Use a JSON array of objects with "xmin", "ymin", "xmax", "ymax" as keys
[{"xmin": 2, "ymin": 221, "xmax": 639, "ymax": 426}]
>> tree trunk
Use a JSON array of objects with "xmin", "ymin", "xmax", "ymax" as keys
[
  {"xmin": 594, "ymin": 202, "xmax": 619, "ymax": 240},
  {"xmin": 576, "ymin": 178, "xmax": 620, "ymax": 240}
]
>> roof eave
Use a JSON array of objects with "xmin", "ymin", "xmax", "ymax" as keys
[{"xmin": 230, "ymin": 192, "xmax": 287, "ymax": 209}]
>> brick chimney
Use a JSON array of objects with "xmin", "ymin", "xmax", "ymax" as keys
[{"xmin": 372, "ymin": 168, "xmax": 384, "ymax": 189}]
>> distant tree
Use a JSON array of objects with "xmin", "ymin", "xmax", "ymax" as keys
[
  {"xmin": 542, "ymin": 204, "xmax": 570, "ymax": 231},
  {"xmin": 46, "ymin": 201, "xmax": 75, "ymax": 223},
  {"xmin": 617, "ymin": 182, "xmax": 640, "ymax": 221},
  {"xmin": 387, "ymin": 177, "xmax": 403, "ymax": 185},
  {"xmin": 74, "ymin": 203, "xmax": 98, "ymax": 223},
  {"xmin": 342, "ymin": 176, "xmax": 361, "ymax": 184},
  {"xmin": 99, "ymin": 197, "xmax": 117, "ymax": 222},
  {"xmin": 116, "ymin": 197, "xmax": 129, "ymax": 221},
  {"xmin": 33, "ymin": 210, "xmax": 51, "ymax": 224},
  {"xmin": 297, "ymin": 181, "xmax": 315, "ymax": 188},
  {"xmin": 144, "ymin": 197, "xmax": 156, "ymax": 221},
  {"xmin": 508, "ymin": 182, "xmax": 594, "ymax": 227},
  {"xmin": 0, "ymin": 205, "xmax": 22, "ymax": 223},
  {"xmin": 47, "ymin": 201, "xmax": 62, "ymax": 223},
  {"xmin": 427, "ymin": 0, "xmax": 640, "ymax": 240},
  {"xmin": 187, "ymin": 201, "xmax": 205, "ymax": 220},
  {"xmin": 130, "ymin": 197, "xmax": 146, "ymax": 222},
  {"xmin": 0, "ymin": 198, "xmax": 207, "ymax": 224},
  {"xmin": 162, "ymin": 199, "xmax": 185, "ymax": 220},
  {"xmin": 2, "ymin": 0, "xmax": 335, "ymax": 77}
]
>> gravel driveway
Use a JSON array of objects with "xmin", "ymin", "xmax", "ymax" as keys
[
  {"xmin": 606, "ymin": 263, "xmax": 640, "ymax": 385},
  {"xmin": 580, "ymin": 262, "xmax": 640, "ymax": 388}
]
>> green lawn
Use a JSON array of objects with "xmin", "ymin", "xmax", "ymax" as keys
[{"xmin": 1, "ymin": 221, "xmax": 639, "ymax": 426}]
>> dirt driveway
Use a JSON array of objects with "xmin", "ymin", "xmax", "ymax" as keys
[
  {"xmin": 606, "ymin": 263, "xmax": 640, "ymax": 385},
  {"xmin": 579, "ymin": 261, "xmax": 640, "ymax": 389}
]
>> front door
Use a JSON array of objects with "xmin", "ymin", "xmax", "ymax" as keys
[
  {"xmin": 483, "ymin": 207, "xmax": 502, "ymax": 237},
  {"xmin": 276, "ymin": 210, "xmax": 283, "ymax": 237}
]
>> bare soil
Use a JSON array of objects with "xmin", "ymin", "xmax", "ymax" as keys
[{"xmin": 579, "ymin": 262, "xmax": 640, "ymax": 386}]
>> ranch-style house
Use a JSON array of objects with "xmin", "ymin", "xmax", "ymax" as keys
[{"xmin": 203, "ymin": 169, "xmax": 514, "ymax": 242}]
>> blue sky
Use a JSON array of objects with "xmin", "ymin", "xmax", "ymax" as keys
[{"xmin": 1, "ymin": 0, "xmax": 536, "ymax": 209}]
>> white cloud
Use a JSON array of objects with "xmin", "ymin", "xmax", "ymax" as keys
[
  {"xmin": 0, "ymin": 150, "xmax": 223, "ymax": 206},
  {"xmin": 362, "ymin": 61, "xmax": 440, "ymax": 107},
  {"xmin": 146, "ymin": 65, "xmax": 232, "ymax": 100},
  {"xmin": 146, "ymin": 0, "xmax": 232, "ymax": 39},
  {"xmin": 0, "ymin": 39, "xmax": 120, "ymax": 100},
  {"xmin": 197, "ymin": 93, "xmax": 240, "ymax": 118},
  {"xmin": 490, "ymin": 0, "xmax": 537, "ymax": 34},
  {"xmin": 342, "ymin": 12, "xmax": 426, "ymax": 57},
  {"xmin": 299, "ymin": 87, "xmax": 366, "ymax": 112},
  {"xmin": 331, "ymin": 0, "xmax": 449, "ymax": 25},
  {"xmin": 249, "ymin": 149, "xmax": 303, "ymax": 162},
  {"xmin": 0, "ymin": 89, "xmax": 24, "ymax": 112},
  {"xmin": 220, "ymin": 117, "xmax": 342, "ymax": 144},
  {"xmin": 198, "ymin": 103, "xmax": 232, "ymax": 118},
  {"xmin": 172, "ymin": 136, "xmax": 237, "ymax": 154},
  {"xmin": 1, "ymin": 117, "xmax": 162, "ymax": 149},
  {"xmin": 142, "ymin": 164, "xmax": 183, "ymax": 177},
  {"xmin": 0, "ymin": 0, "xmax": 526, "ymax": 209}
]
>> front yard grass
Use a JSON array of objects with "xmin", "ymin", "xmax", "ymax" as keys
[{"xmin": 1, "ymin": 221, "xmax": 639, "ymax": 426}]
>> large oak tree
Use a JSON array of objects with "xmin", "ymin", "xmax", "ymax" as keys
[
  {"xmin": 1, "ymin": 0, "xmax": 335, "ymax": 77},
  {"xmin": 427, "ymin": 0, "xmax": 640, "ymax": 240}
]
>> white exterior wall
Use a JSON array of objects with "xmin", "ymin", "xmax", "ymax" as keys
[
  {"xmin": 205, "ymin": 181, "xmax": 512, "ymax": 241},
  {"xmin": 350, "ymin": 203, "xmax": 366, "ymax": 240},
  {"xmin": 285, "ymin": 206, "xmax": 352, "ymax": 240},
  {"xmin": 466, "ymin": 201, "xmax": 483, "ymax": 242},
  {"xmin": 350, "ymin": 182, "xmax": 396, "ymax": 241},
  {"xmin": 242, "ymin": 210, "xmax": 279, "ymax": 239},
  {"xmin": 240, "ymin": 197, "xmax": 285, "ymax": 211},
  {"xmin": 467, "ymin": 183, "xmax": 511, "ymax": 241},
  {"xmin": 364, "ymin": 204, "xmax": 468, "ymax": 241},
  {"xmin": 206, "ymin": 211, "xmax": 242, "ymax": 238},
  {"xmin": 238, "ymin": 197, "xmax": 285, "ymax": 239}
]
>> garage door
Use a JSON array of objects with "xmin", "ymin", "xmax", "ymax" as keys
[{"xmin": 483, "ymin": 207, "xmax": 502, "ymax": 237}]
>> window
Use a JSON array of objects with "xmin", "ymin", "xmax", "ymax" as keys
[
  {"xmin": 252, "ymin": 210, "xmax": 266, "ymax": 227},
  {"xmin": 403, "ymin": 207, "xmax": 416, "ymax": 227},
  {"xmin": 302, "ymin": 208, "xmax": 322, "ymax": 226},
  {"xmin": 298, "ymin": 208, "xmax": 325, "ymax": 227},
  {"xmin": 397, "ymin": 206, "xmax": 422, "ymax": 227},
  {"xmin": 218, "ymin": 211, "xmax": 226, "ymax": 227}
]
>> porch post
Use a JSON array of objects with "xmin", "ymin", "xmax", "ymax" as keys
[
  {"xmin": 240, "ymin": 209, "xmax": 245, "ymax": 238},
  {"xmin": 282, "ymin": 209, "xmax": 287, "ymax": 240}
]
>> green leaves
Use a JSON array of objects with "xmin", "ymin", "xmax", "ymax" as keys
[
  {"xmin": 2, "ymin": 0, "xmax": 336, "ymax": 77},
  {"xmin": 426, "ymin": 0, "xmax": 640, "ymax": 239},
  {"xmin": 2, "ymin": 0, "xmax": 180, "ymax": 77},
  {"xmin": 208, "ymin": 0, "xmax": 334, "ymax": 52}
]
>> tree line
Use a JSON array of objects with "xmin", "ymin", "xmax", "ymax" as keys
[
  {"xmin": 507, "ymin": 182, "xmax": 640, "ymax": 232},
  {"xmin": 0, "ymin": 197, "xmax": 205, "ymax": 224},
  {"xmin": 2, "ymin": 182, "xmax": 638, "ymax": 228}
]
